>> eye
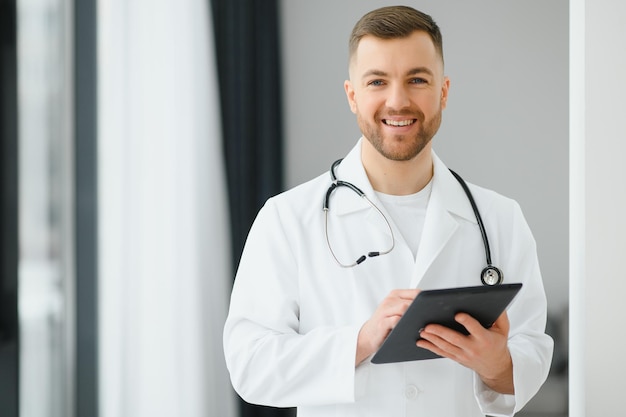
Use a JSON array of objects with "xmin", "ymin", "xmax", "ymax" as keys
[
  {"xmin": 368, "ymin": 79, "xmax": 385, "ymax": 87},
  {"xmin": 410, "ymin": 78, "xmax": 427, "ymax": 85}
]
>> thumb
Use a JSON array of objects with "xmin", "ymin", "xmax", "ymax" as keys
[{"xmin": 492, "ymin": 311, "xmax": 510, "ymax": 335}]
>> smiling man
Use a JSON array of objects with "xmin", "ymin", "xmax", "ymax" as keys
[
  {"xmin": 346, "ymin": 26, "xmax": 448, "ymax": 196},
  {"xmin": 224, "ymin": 6, "xmax": 553, "ymax": 416}
]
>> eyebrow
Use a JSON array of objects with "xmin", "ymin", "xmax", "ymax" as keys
[{"xmin": 361, "ymin": 67, "xmax": 434, "ymax": 79}]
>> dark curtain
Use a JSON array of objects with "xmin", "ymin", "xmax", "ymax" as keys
[
  {"xmin": 0, "ymin": 0, "xmax": 19, "ymax": 414},
  {"xmin": 210, "ymin": 1, "xmax": 293, "ymax": 417},
  {"xmin": 211, "ymin": 0, "xmax": 284, "ymax": 269},
  {"xmin": 74, "ymin": 0, "xmax": 99, "ymax": 415}
]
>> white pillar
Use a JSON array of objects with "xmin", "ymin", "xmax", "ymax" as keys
[{"xmin": 570, "ymin": 0, "xmax": 626, "ymax": 415}]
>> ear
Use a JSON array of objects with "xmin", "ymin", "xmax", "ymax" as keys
[
  {"xmin": 344, "ymin": 80, "xmax": 357, "ymax": 114},
  {"xmin": 440, "ymin": 76, "xmax": 450, "ymax": 109}
]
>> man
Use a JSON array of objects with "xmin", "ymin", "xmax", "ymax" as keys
[{"xmin": 224, "ymin": 6, "xmax": 553, "ymax": 416}]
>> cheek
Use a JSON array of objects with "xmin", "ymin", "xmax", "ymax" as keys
[
  {"xmin": 353, "ymin": 95, "xmax": 380, "ymax": 118},
  {"xmin": 417, "ymin": 94, "xmax": 443, "ymax": 113}
]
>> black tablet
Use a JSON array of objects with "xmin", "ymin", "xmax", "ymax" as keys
[{"xmin": 370, "ymin": 283, "xmax": 522, "ymax": 364}]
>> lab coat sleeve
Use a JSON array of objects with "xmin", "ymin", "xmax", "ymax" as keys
[
  {"xmin": 223, "ymin": 198, "xmax": 361, "ymax": 407},
  {"xmin": 473, "ymin": 200, "xmax": 554, "ymax": 416}
]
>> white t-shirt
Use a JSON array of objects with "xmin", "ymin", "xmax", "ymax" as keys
[{"xmin": 374, "ymin": 179, "xmax": 433, "ymax": 259}]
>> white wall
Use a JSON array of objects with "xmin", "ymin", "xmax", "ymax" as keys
[
  {"xmin": 570, "ymin": 0, "xmax": 626, "ymax": 414},
  {"xmin": 280, "ymin": 1, "xmax": 569, "ymax": 313}
]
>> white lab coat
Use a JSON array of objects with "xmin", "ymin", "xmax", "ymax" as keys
[{"xmin": 223, "ymin": 140, "xmax": 553, "ymax": 417}]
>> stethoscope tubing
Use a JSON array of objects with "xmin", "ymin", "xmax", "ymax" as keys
[
  {"xmin": 448, "ymin": 169, "xmax": 493, "ymax": 267},
  {"xmin": 323, "ymin": 158, "xmax": 503, "ymax": 285}
]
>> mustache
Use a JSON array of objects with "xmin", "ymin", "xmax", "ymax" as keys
[{"xmin": 376, "ymin": 108, "xmax": 425, "ymax": 120}]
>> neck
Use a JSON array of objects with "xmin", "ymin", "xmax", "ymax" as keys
[{"xmin": 361, "ymin": 139, "xmax": 434, "ymax": 195}]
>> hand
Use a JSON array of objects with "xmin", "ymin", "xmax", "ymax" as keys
[
  {"xmin": 417, "ymin": 311, "xmax": 514, "ymax": 394},
  {"xmin": 356, "ymin": 289, "xmax": 420, "ymax": 366}
]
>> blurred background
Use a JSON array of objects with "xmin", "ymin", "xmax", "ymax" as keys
[{"xmin": 1, "ymin": 0, "xmax": 623, "ymax": 416}]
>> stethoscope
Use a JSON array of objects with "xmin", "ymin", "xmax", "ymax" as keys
[{"xmin": 323, "ymin": 159, "xmax": 504, "ymax": 286}]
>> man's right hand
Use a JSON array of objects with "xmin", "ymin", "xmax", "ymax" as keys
[{"xmin": 355, "ymin": 289, "xmax": 420, "ymax": 366}]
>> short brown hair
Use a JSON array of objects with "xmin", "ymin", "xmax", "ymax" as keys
[{"xmin": 349, "ymin": 6, "xmax": 444, "ymax": 65}]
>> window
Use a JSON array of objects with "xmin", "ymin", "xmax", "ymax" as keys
[{"xmin": 17, "ymin": 0, "xmax": 74, "ymax": 415}]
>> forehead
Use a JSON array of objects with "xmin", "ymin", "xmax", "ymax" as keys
[{"xmin": 350, "ymin": 31, "xmax": 443, "ymax": 77}]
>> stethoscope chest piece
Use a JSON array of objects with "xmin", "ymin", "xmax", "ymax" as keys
[{"xmin": 481, "ymin": 265, "xmax": 503, "ymax": 286}]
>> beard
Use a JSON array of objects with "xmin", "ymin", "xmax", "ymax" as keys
[{"xmin": 357, "ymin": 106, "xmax": 443, "ymax": 161}]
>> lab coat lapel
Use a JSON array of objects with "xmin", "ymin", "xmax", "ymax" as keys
[{"xmin": 410, "ymin": 152, "xmax": 477, "ymax": 288}]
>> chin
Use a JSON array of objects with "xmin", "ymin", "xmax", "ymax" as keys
[{"xmin": 379, "ymin": 139, "xmax": 430, "ymax": 162}]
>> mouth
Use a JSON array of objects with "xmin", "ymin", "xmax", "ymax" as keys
[{"xmin": 382, "ymin": 118, "xmax": 417, "ymax": 127}]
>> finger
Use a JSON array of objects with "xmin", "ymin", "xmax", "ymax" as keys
[
  {"xmin": 379, "ymin": 290, "xmax": 420, "ymax": 316},
  {"xmin": 380, "ymin": 298, "xmax": 413, "ymax": 317},
  {"xmin": 416, "ymin": 339, "xmax": 446, "ymax": 357},
  {"xmin": 454, "ymin": 313, "xmax": 485, "ymax": 336},
  {"xmin": 491, "ymin": 311, "xmax": 510, "ymax": 333},
  {"xmin": 421, "ymin": 324, "xmax": 467, "ymax": 347},
  {"xmin": 418, "ymin": 331, "xmax": 463, "ymax": 360},
  {"xmin": 388, "ymin": 288, "xmax": 421, "ymax": 300},
  {"xmin": 455, "ymin": 312, "xmax": 509, "ymax": 338}
]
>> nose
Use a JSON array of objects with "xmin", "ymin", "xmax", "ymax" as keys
[{"xmin": 386, "ymin": 83, "xmax": 411, "ymax": 110}]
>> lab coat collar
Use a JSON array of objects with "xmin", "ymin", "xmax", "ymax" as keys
[
  {"xmin": 330, "ymin": 139, "xmax": 377, "ymax": 217},
  {"xmin": 430, "ymin": 152, "xmax": 478, "ymax": 225},
  {"xmin": 329, "ymin": 138, "xmax": 481, "ymax": 285},
  {"xmin": 331, "ymin": 138, "xmax": 477, "ymax": 225}
]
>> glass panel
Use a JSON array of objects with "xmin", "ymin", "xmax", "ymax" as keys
[{"xmin": 17, "ymin": 0, "xmax": 74, "ymax": 416}]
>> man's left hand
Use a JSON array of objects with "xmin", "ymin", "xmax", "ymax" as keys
[{"xmin": 417, "ymin": 311, "xmax": 514, "ymax": 394}]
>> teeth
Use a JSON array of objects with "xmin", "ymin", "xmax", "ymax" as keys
[{"xmin": 384, "ymin": 119, "xmax": 414, "ymax": 127}]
